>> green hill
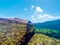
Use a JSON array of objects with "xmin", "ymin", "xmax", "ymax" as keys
[
  {"xmin": 34, "ymin": 19, "xmax": 60, "ymax": 30},
  {"xmin": 28, "ymin": 34, "xmax": 60, "ymax": 45},
  {"xmin": 34, "ymin": 19, "xmax": 60, "ymax": 39}
]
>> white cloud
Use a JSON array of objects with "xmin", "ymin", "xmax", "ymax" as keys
[
  {"xmin": 30, "ymin": 5, "xmax": 43, "ymax": 13},
  {"xmin": 24, "ymin": 8, "xmax": 28, "ymax": 11},
  {"xmin": 31, "ymin": 13, "xmax": 60, "ymax": 23},
  {"xmin": 37, "ymin": 14, "xmax": 55, "ymax": 19},
  {"xmin": 23, "ymin": 5, "xmax": 60, "ymax": 23},
  {"xmin": 31, "ymin": 5, "xmax": 34, "ymax": 10},
  {"xmin": 35, "ymin": 7, "xmax": 43, "ymax": 13},
  {"xmin": 31, "ymin": 15, "xmax": 37, "ymax": 22},
  {"xmin": 30, "ymin": 5, "xmax": 60, "ymax": 23}
]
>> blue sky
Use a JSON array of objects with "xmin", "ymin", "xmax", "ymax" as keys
[{"xmin": 0, "ymin": 0, "xmax": 60, "ymax": 23}]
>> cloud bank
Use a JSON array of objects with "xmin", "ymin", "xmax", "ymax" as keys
[
  {"xmin": 30, "ymin": 5, "xmax": 60, "ymax": 23},
  {"xmin": 31, "ymin": 14, "xmax": 60, "ymax": 23},
  {"xmin": 24, "ymin": 5, "xmax": 60, "ymax": 23}
]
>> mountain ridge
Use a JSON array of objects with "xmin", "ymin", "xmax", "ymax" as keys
[
  {"xmin": 0, "ymin": 18, "xmax": 28, "ymax": 24},
  {"xmin": 34, "ymin": 19, "xmax": 60, "ymax": 30}
]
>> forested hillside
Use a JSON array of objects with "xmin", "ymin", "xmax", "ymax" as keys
[{"xmin": 34, "ymin": 19, "xmax": 60, "ymax": 30}]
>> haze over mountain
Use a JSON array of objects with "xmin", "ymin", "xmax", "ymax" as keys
[{"xmin": 0, "ymin": 18, "xmax": 28, "ymax": 24}]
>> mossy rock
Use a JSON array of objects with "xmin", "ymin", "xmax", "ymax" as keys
[{"xmin": 28, "ymin": 34, "xmax": 60, "ymax": 45}]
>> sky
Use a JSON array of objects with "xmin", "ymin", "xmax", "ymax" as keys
[{"xmin": 0, "ymin": 0, "xmax": 60, "ymax": 23}]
